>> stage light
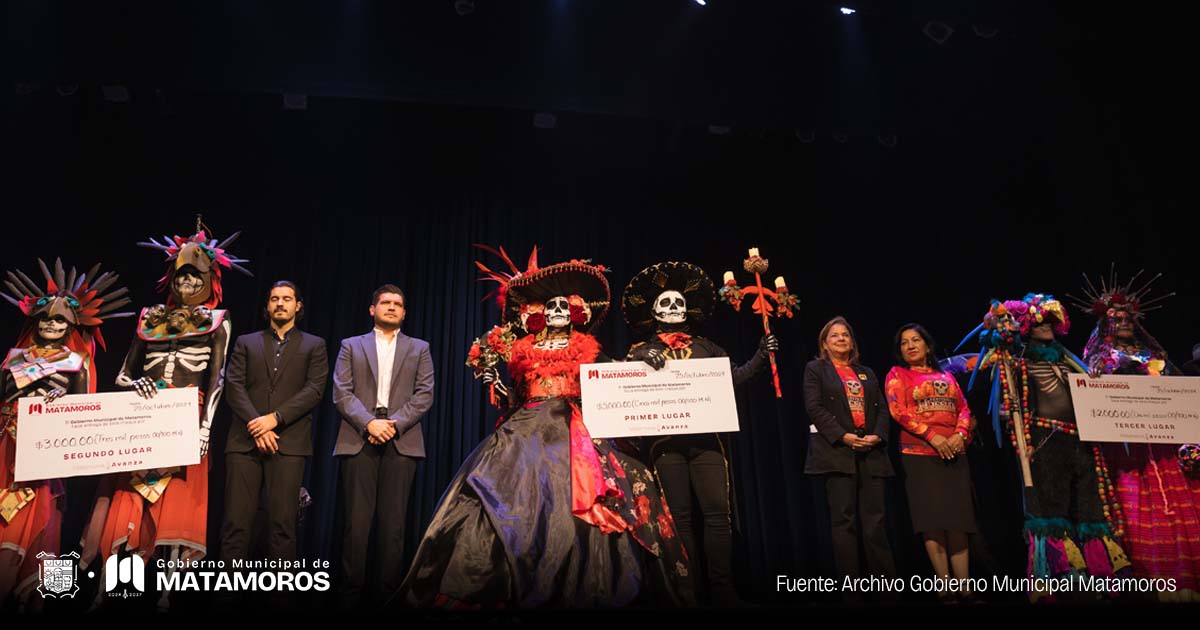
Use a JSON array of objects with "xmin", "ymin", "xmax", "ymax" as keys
[
  {"xmin": 923, "ymin": 20, "xmax": 954, "ymax": 45},
  {"xmin": 840, "ymin": 7, "xmax": 856, "ymax": 15},
  {"xmin": 694, "ymin": 0, "xmax": 707, "ymax": 6}
]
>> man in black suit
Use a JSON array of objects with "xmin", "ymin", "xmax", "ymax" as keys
[
  {"xmin": 221, "ymin": 280, "xmax": 328, "ymax": 573},
  {"xmin": 333, "ymin": 284, "xmax": 434, "ymax": 608}
]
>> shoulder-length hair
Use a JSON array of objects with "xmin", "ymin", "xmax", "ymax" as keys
[
  {"xmin": 892, "ymin": 322, "xmax": 939, "ymax": 370},
  {"xmin": 816, "ymin": 316, "xmax": 859, "ymax": 364}
]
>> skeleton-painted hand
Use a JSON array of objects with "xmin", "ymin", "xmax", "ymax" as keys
[
  {"xmin": 43, "ymin": 387, "xmax": 67, "ymax": 403},
  {"xmin": 131, "ymin": 377, "xmax": 159, "ymax": 399},
  {"xmin": 199, "ymin": 425, "xmax": 210, "ymax": 459},
  {"xmin": 481, "ymin": 367, "xmax": 509, "ymax": 401},
  {"xmin": 759, "ymin": 334, "xmax": 780, "ymax": 354}
]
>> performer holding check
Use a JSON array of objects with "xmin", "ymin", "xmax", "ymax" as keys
[{"xmin": 617, "ymin": 261, "xmax": 778, "ymax": 607}]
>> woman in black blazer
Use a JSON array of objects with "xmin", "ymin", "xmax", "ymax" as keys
[{"xmin": 804, "ymin": 316, "xmax": 897, "ymax": 588}]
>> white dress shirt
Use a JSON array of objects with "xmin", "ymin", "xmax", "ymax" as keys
[{"xmin": 374, "ymin": 327, "xmax": 398, "ymax": 408}]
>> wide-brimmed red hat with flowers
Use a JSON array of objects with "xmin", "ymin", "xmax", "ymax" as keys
[{"xmin": 475, "ymin": 244, "xmax": 610, "ymax": 334}]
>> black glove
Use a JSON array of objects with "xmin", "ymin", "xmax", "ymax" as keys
[
  {"xmin": 630, "ymin": 344, "xmax": 666, "ymax": 370},
  {"xmin": 759, "ymin": 334, "xmax": 779, "ymax": 355}
]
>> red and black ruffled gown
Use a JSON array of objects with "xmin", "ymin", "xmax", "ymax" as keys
[{"xmin": 397, "ymin": 331, "xmax": 693, "ymax": 608}]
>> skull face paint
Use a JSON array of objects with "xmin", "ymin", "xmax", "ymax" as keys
[
  {"xmin": 1110, "ymin": 308, "xmax": 1136, "ymax": 340},
  {"xmin": 36, "ymin": 315, "xmax": 71, "ymax": 343},
  {"xmin": 653, "ymin": 291, "xmax": 687, "ymax": 324},
  {"xmin": 545, "ymin": 296, "xmax": 571, "ymax": 329},
  {"xmin": 172, "ymin": 266, "xmax": 208, "ymax": 305}
]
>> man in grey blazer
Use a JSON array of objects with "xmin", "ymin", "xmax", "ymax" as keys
[{"xmin": 333, "ymin": 283, "xmax": 435, "ymax": 607}]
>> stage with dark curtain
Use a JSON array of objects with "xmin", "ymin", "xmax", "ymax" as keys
[{"xmin": 5, "ymin": 1, "xmax": 1196, "ymax": 611}]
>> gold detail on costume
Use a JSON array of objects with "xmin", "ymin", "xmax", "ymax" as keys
[
  {"xmin": 130, "ymin": 467, "xmax": 181, "ymax": 503},
  {"xmin": 684, "ymin": 279, "xmax": 702, "ymax": 293},
  {"xmin": 665, "ymin": 347, "xmax": 693, "ymax": 361},
  {"xmin": 626, "ymin": 295, "xmax": 646, "ymax": 307},
  {"xmin": 0, "ymin": 486, "xmax": 36, "ymax": 523},
  {"xmin": 653, "ymin": 271, "xmax": 669, "ymax": 288},
  {"xmin": 1104, "ymin": 536, "xmax": 1131, "ymax": 573},
  {"xmin": 1062, "ymin": 538, "xmax": 1086, "ymax": 570}
]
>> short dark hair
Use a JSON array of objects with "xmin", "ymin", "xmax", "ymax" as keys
[
  {"xmin": 263, "ymin": 280, "xmax": 304, "ymax": 322},
  {"xmin": 371, "ymin": 284, "xmax": 405, "ymax": 307},
  {"xmin": 817, "ymin": 316, "xmax": 860, "ymax": 363},
  {"xmin": 893, "ymin": 322, "xmax": 939, "ymax": 370}
]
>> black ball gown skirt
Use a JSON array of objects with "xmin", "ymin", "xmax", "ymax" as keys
[{"xmin": 396, "ymin": 397, "xmax": 694, "ymax": 608}]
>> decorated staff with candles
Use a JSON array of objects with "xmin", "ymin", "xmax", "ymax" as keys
[
  {"xmin": 717, "ymin": 248, "xmax": 796, "ymax": 398},
  {"xmin": 622, "ymin": 261, "xmax": 778, "ymax": 606}
]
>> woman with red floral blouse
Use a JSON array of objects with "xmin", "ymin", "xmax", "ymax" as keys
[{"xmin": 885, "ymin": 323, "xmax": 978, "ymax": 602}]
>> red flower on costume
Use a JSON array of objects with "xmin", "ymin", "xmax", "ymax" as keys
[
  {"xmin": 636, "ymin": 495, "xmax": 652, "ymax": 527},
  {"xmin": 526, "ymin": 312, "xmax": 546, "ymax": 333},
  {"xmin": 657, "ymin": 513, "xmax": 676, "ymax": 539}
]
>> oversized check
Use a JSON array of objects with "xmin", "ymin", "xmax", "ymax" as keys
[
  {"xmin": 579, "ymin": 357, "xmax": 739, "ymax": 438},
  {"xmin": 14, "ymin": 388, "xmax": 200, "ymax": 482},
  {"xmin": 1069, "ymin": 374, "xmax": 1200, "ymax": 444}
]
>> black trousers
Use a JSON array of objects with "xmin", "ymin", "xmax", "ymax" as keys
[
  {"xmin": 823, "ymin": 454, "xmax": 896, "ymax": 588},
  {"xmin": 338, "ymin": 442, "xmax": 417, "ymax": 607},
  {"xmin": 653, "ymin": 434, "xmax": 736, "ymax": 604},
  {"xmin": 220, "ymin": 450, "xmax": 307, "ymax": 563}
]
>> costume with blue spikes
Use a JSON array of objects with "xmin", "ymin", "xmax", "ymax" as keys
[{"xmin": 958, "ymin": 293, "xmax": 1129, "ymax": 600}]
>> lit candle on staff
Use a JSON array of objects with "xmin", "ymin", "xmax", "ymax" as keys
[
  {"xmin": 723, "ymin": 271, "xmax": 735, "ymax": 285},
  {"xmin": 748, "ymin": 247, "xmax": 760, "ymax": 258},
  {"xmin": 774, "ymin": 276, "xmax": 787, "ymax": 291}
]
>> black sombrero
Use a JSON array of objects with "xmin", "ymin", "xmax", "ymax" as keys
[{"xmin": 621, "ymin": 261, "xmax": 715, "ymax": 334}]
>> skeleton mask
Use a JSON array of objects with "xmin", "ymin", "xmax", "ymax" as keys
[
  {"xmin": 144, "ymin": 304, "xmax": 169, "ymax": 328},
  {"xmin": 846, "ymin": 380, "xmax": 863, "ymax": 396},
  {"xmin": 170, "ymin": 265, "xmax": 211, "ymax": 306},
  {"xmin": 36, "ymin": 315, "xmax": 71, "ymax": 343},
  {"xmin": 545, "ymin": 296, "xmax": 571, "ymax": 329},
  {"xmin": 932, "ymin": 380, "xmax": 949, "ymax": 396},
  {"xmin": 1110, "ymin": 308, "xmax": 1135, "ymax": 339},
  {"xmin": 191, "ymin": 306, "xmax": 213, "ymax": 328},
  {"xmin": 653, "ymin": 291, "xmax": 687, "ymax": 324},
  {"xmin": 167, "ymin": 308, "xmax": 192, "ymax": 334}
]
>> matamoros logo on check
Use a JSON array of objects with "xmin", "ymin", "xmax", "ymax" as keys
[
  {"xmin": 579, "ymin": 357, "xmax": 739, "ymax": 439},
  {"xmin": 25, "ymin": 401, "xmax": 103, "ymax": 415}
]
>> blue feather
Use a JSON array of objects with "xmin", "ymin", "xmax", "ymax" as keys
[
  {"xmin": 954, "ymin": 322, "xmax": 985, "ymax": 352},
  {"xmin": 990, "ymin": 366, "xmax": 1003, "ymax": 446},
  {"xmin": 1063, "ymin": 348, "xmax": 1089, "ymax": 374}
]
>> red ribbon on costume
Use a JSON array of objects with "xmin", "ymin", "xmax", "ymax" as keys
[
  {"xmin": 567, "ymin": 401, "xmax": 628, "ymax": 534},
  {"xmin": 656, "ymin": 332, "xmax": 692, "ymax": 350}
]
